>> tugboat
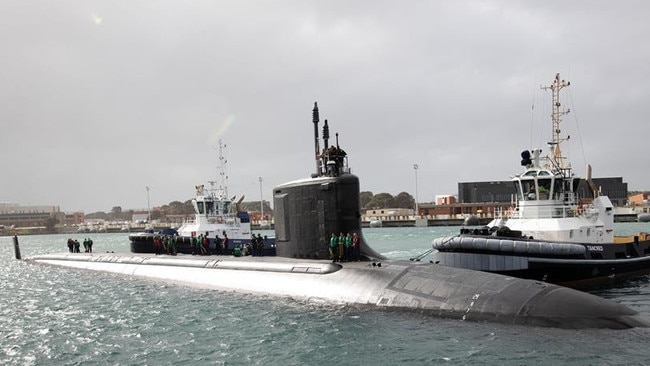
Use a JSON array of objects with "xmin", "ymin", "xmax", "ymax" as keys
[
  {"xmin": 431, "ymin": 73, "xmax": 650, "ymax": 288},
  {"xmin": 129, "ymin": 141, "xmax": 275, "ymax": 255}
]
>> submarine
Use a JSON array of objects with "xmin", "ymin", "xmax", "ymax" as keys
[{"xmin": 27, "ymin": 102, "xmax": 649, "ymax": 329}]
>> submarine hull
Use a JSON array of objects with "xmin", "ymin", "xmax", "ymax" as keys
[{"xmin": 28, "ymin": 253, "xmax": 648, "ymax": 329}]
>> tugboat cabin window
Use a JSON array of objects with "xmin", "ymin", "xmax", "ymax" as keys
[
  {"xmin": 537, "ymin": 178, "xmax": 552, "ymax": 200},
  {"xmin": 553, "ymin": 178, "xmax": 563, "ymax": 200},
  {"xmin": 205, "ymin": 201, "xmax": 215, "ymax": 215},
  {"xmin": 522, "ymin": 180, "xmax": 536, "ymax": 200},
  {"xmin": 196, "ymin": 201, "xmax": 205, "ymax": 214}
]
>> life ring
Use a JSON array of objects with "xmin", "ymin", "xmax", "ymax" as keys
[{"xmin": 577, "ymin": 206, "xmax": 584, "ymax": 215}]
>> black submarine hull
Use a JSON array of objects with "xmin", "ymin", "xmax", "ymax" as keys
[{"xmin": 27, "ymin": 253, "xmax": 648, "ymax": 329}]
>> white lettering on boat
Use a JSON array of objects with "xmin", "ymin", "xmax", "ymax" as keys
[{"xmin": 587, "ymin": 245, "xmax": 604, "ymax": 252}]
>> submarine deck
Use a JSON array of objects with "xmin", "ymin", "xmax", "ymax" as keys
[
  {"xmin": 26, "ymin": 251, "xmax": 650, "ymax": 329},
  {"xmin": 28, "ymin": 252, "xmax": 353, "ymax": 274}
]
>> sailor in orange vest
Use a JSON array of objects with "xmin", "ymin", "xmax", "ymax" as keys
[{"xmin": 352, "ymin": 232, "xmax": 360, "ymax": 261}]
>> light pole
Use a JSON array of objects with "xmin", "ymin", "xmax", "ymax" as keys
[
  {"xmin": 413, "ymin": 164, "xmax": 419, "ymax": 217},
  {"xmin": 146, "ymin": 186, "xmax": 151, "ymax": 223},
  {"xmin": 258, "ymin": 177, "xmax": 264, "ymax": 222}
]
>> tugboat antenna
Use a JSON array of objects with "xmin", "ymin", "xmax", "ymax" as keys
[{"xmin": 216, "ymin": 140, "xmax": 229, "ymax": 200}]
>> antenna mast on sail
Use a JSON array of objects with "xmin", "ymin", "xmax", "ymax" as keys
[
  {"xmin": 541, "ymin": 73, "xmax": 571, "ymax": 170},
  {"xmin": 312, "ymin": 102, "xmax": 321, "ymax": 176}
]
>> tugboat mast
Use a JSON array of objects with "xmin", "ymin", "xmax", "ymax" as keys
[
  {"xmin": 216, "ymin": 140, "xmax": 229, "ymax": 200},
  {"xmin": 541, "ymin": 73, "xmax": 571, "ymax": 171}
]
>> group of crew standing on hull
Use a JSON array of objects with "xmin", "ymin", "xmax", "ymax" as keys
[
  {"xmin": 66, "ymin": 238, "xmax": 93, "ymax": 253},
  {"xmin": 149, "ymin": 231, "xmax": 272, "ymax": 257},
  {"xmin": 152, "ymin": 231, "xmax": 229, "ymax": 256},
  {"xmin": 329, "ymin": 232, "xmax": 360, "ymax": 262},
  {"xmin": 153, "ymin": 235, "xmax": 180, "ymax": 255}
]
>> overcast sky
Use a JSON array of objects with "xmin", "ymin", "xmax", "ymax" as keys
[{"xmin": 2, "ymin": 1, "xmax": 649, "ymax": 213}]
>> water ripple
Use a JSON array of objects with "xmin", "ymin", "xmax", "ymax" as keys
[{"xmin": 3, "ymin": 231, "xmax": 650, "ymax": 365}]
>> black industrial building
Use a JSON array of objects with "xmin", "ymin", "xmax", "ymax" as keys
[{"xmin": 458, "ymin": 177, "xmax": 628, "ymax": 206}]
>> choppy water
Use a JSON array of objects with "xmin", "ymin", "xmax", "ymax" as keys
[{"xmin": 2, "ymin": 224, "xmax": 650, "ymax": 365}]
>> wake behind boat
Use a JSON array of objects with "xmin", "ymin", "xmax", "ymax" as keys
[{"xmin": 432, "ymin": 73, "xmax": 650, "ymax": 287}]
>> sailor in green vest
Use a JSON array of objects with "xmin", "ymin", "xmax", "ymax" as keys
[
  {"xmin": 198, "ymin": 234, "xmax": 206, "ymax": 255},
  {"xmin": 338, "ymin": 232, "xmax": 346, "ymax": 261},
  {"xmin": 190, "ymin": 236, "xmax": 198, "ymax": 255},
  {"xmin": 190, "ymin": 235, "xmax": 197, "ymax": 255},
  {"xmin": 329, "ymin": 233, "xmax": 338, "ymax": 261},
  {"xmin": 163, "ymin": 236, "xmax": 169, "ymax": 254},
  {"xmin": 170, "ymin": 236, "xmax": 177, "ymax": 256},
  {"xmin": 345, "ymin": 232, "xmax": 353, "ymax": 261}
]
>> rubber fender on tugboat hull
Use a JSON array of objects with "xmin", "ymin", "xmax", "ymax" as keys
[{"xmin": 432, "ymin": 236, "xmax": 586, "ymax": 256}]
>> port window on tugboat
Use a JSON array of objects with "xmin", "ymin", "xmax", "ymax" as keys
[
  {"xmin": 205, "ymin": 201, "xmax": 215, "ymax": 216},
  {"xmin": 537, "ymin": 179, "xmax": 552, "ymax": 200},
  {"xmin": 554, "ymin": 179, "xmax": 564, "ymax": 201},
  {"xmin": 522, "ymin": 181, "xmax": 536, "ymax": 200}
]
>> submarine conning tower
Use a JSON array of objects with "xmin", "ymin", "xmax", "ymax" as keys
[{"xmin": 273, "ymin": 102, "xmax": 385, "ymax": 260}]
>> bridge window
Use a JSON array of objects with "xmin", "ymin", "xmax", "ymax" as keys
[
  {"xmin": 553, "ymin": 179, "xmax": 563, "ymax": 200},
  {"xmin": 538, "ymin": 178, "xmax": 552, "ymax": 200},
  {"xmin": 205, "ymin": 201, "xmax": 214, "ymax": 215},
  {"xmin": 522, "ymin": 180, "xmax": 536, "ymax": 200}
]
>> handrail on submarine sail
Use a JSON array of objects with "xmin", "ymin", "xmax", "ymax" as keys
[{"xmin": 410, "ymin": 235, "xmax": 459, "ymax": 261}]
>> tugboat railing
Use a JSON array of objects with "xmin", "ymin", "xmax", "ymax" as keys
[{"xmin": 511, "ymin": 202, "xmax": 581, "ymax": 220}]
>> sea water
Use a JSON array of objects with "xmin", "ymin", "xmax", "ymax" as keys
[{"xmin": 2, "ymin": 224, "xmax": 650, "ymax": 365}]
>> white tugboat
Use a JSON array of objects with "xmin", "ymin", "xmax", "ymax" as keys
[
  {"xmin": 431, "ymin": 73, "xmax": 650, "ymax": 288},
  {"xmin": 129, "ymin": 141, "xmax": 274, "ymax": 255}
]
